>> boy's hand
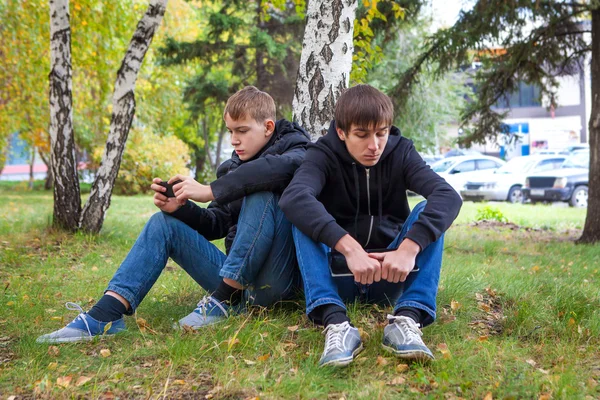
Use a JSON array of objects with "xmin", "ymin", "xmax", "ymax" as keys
[
  {"xmin": 151, "ymin": 178, "xmax": 183, "ymax": 213},
  {"xmin": 170, "ymin": 174, "xmax": 215, "ymax": 203},
  {"xmin": 335, "ymin": 234, "xmax": 381, "ymax": 285},
  {"xmin": 368, "ymin": 239, "xmax": 420, "ymax": 283}
]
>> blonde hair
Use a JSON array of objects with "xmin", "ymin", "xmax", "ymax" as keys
[{"xmin": 223, "ymin": 86, "xmax": 276, "ymax": 122}]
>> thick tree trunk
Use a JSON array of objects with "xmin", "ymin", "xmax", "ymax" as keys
[
  {"xmin": 578, "ymin": 8, "xmax": 600, "ymax": 244},
  {"xmin": 292, "ymin": 0, "xmax": 358, "ymax": 140},
  {"xmin": 80, "ymin": 0, "xmax": 168, "ymax": 234},
  {"xmin": 49, "ymin": 0, "xmax": 81, "ymax": 231}
]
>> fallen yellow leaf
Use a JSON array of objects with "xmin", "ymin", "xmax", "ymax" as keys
[
  {"xmin": 56, "ymin": 375, "xmax": 72, "ymax": 388},
  {"xmin": 450, "ymin": 300, "xmax": 461, "ymax": 312},
  {"xmin": 257, "ymin": 353, "xmax": 270, "ymax": 362},
  {"xmin": 173, "ymin": 379, "xmax": 186, "ymax": 385},
  {"xmin": 100, "ymin": 349, "xmax": 111, "ymax": 358},
  {"xmin": 483, "ymin": 392, "xmax": 493, "ymax": 400},
  {"xmin": 48, "ymin": 346, "xmax": 60, "ymax": 357},
  {"xmin": 386, "ymin": 376, "xmax": 406, "ymax": 386},
  {"xmin": 376, "ymin": 356, "xmax": 389, "ymax": 366},
  {"xmin": 76, "ymin": 376, "xmax": 92, "ymax": 387},
  {"xmin": 436, "ymin": 343, "xmax": 452, "ymax": 359},
  {"xmin": 395, "ymin": 363, "xmax": 409, "ymax": 373},
  {"xmin": 287, "ymin": 325, "xmax": 299, "ymax": 332},
  {"xmin": 47, "ymin": 362, "xmax": 58, "ymax": 370}
]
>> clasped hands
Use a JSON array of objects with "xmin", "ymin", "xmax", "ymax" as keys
[
  {"xmin": 338, "ymin": 235, "xmax": 421, "ymax": 285},
  {"xmin": 150, "ymin": 174, "xmax": 215, "ymax": 213}
]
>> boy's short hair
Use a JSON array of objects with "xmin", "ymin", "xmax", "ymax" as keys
[
  {"xmin": 223, "ymin": 86, "xmax": 276, "ymax": 123},
  {"xmin": 334, "ymin": 84, "xmax": 394, "ymax": 132}
]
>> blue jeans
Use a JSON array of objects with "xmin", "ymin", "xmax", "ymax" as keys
[
  {"xmin": 293, "ymin": 201, "xmax": 443, "ymax": 327},
  {"xmin": 106, "ymin": 192, "xmax": 299, "ymax": 313}
]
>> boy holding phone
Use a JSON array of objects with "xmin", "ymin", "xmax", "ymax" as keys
[
  {"xmin": 280, "ymin": 85, "xmax": 462, "ymax": 367},
  {"xmin": 38, "ymin": 86, "xmax": 309, "ymax": 343}
]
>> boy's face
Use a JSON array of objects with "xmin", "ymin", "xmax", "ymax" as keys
[
  {"xmin": 225, "ymin": 113, "xmax": 275, "ymax": 161},
  {"xmin": 336, "ymin": 123, "xmax": 390, "ymax": 167}
]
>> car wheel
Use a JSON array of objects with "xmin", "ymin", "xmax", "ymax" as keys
[
  {"xmin": 507, "ymin": 186, "xmax": 524, "ymax": 204},
  {"xmin": 569, "ymin": 186, "xmax": 588, "ymax": 208}
]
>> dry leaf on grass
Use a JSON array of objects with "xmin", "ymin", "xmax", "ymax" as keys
[
  {"xmin": 100, "ymin": 349, "xmax": 111, "ymax": 358},
  {"xmin": 76, "ymin": 376, "xmax": 92, "ymax": 387},
  {"xmin": 173, "ymin": 379, "xmax": 186, "ymax": 385},
  {"xmin": 376, "ymin": 356, "xmax": 389, "ymax": 366},
  {"xmin": 526, "ymin": 359, "xmax": 537, "ymax": 367},
  {"xmin": 386, "ymin": 376, "xmax": 406, "ymax": 386},
  {"xmin": 47, "ymin": 362, "xmax": 58, "ymax": 370},
  {"xmin": 257, "ymin": 353, "xmax": 271, "ymax": 362},
  {"xmin": 450, "ymin": 300, "xmax": 461, "ymax": 312},
  {"xmin": 56, "ymin": 375, "xmax": 72, "ymax": 388},
  {"xmin": 395, "ymin": 364, "xmax": 409, "ymax": 373},
  {"xmin": 287, "ymin": 325, "xmax": 299, "ymax": 332},
  {"xmin": 483, "ymin": 392, "xmax": 493, "ymax": 400},
  {"xmin": 437, "ymin": 343, "xmax": 452, "ymax": 359},
  {"xmin": 48, "ymin": 346, "xmax": 60, "ymax": 357}
]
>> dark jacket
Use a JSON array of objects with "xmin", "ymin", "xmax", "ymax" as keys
[
  {"xmin": 169, "ymin": 119, "xmax": 310, "ymax": 252},
  {"xmin": 279, "ymin": 121, "xmax": 462, "ymax": 251}
]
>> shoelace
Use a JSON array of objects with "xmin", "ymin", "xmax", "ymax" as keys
[
  {"xmin": 196, "ymin": 296, "xmax": 229, "ymax": 318},
  {"xmin": 387, "ymin": 314, "xmax": 422, "ymax": 345},
  {"xmin": 322, "ymin": 321, "xmax": 350, "ymax": 354},
  {"xmin": 65, "ymin": 302, "xmax": 93, "ymax": 338}
]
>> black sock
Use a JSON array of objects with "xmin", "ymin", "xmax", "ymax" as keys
[
  {"xmin": 212, "ymin": 281, "xmax": 243, "ymax": 306},
  {"xmin": 394, "ymin": 307, "xmax": 423, "ymax": 325},
  {"xmin": 87, "ymin": 295, "xmax": 128, "ymax": 322},
  {"xmin": 320, "ymin": 304, "xmax": 350, "ymax": 328}
]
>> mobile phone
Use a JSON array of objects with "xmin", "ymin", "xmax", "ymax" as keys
[{"xmin": 157, "ymin": 180, "xmax": 182, "ymax": 198}]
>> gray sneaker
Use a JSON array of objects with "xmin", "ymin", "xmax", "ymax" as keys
[
  {"xmin": 382, "ymin": 314, "xmax": 434, "ymax": 361},
  {"xmin": 318, "ymin": 321, "xmax": 363, "ymax": 367},
  {"xmin": 36, "ymin": 302, "xmax": 126, "ymax": 344},
  {"xmin": 176, "ymin": 296, "xmax": 241, "ymax": 330}
]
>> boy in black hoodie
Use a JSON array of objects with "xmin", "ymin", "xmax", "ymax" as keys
[
  {"xmin": 280, "ymin": 85, "xmax": 462, "ymax": 367},
  {"xmin": 38, "ymin": 86, "xmax": 310, "ymax": 343}
]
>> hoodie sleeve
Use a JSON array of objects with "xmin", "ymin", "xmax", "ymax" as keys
[
  {"xmin": 402, "ymin": 141, "xmax": 462, "ymax": 250},
  {"xmin": 280, "ymin": 147, "xmax": 349, "ymax": 249},
  {"xmin": 167, "ymin": 199, "xmax": 233, "ymax": 241},
  {"xmin": 210, "ymin": 143, "xmax": 307, "ymax": 204}
]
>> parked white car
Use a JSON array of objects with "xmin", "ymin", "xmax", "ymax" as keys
[
  {"xmin": 431, "ymin": 155, "xmax": 506, "ymax": 195},
  {"xmin": 460, "ymin": 155, "xmax": 567, "ymax": 203}
]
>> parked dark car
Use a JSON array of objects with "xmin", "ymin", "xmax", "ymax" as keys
[{"xmin": 522, "ymin": 151, "xmax": 589, "ymax": 207}]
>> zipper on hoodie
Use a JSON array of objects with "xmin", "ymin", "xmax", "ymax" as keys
[{"xmin": 365, "ymin": 169, "xmax": 374, "ymax": 247}]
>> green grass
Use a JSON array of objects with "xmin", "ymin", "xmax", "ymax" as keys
[{"xmin": 1, "ymin": 186, "xmax": 599, "ymax": 399}]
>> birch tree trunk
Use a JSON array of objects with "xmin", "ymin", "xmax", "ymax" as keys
[
  {"xmin": 578, "ymin": 7, "xmax": 600, "ymax": 243},
  {"xmin": 49, "ymin": 0, "xmax": 81, "ymax": 231},
  {"xmin": 292, "ymin": 0, "xmax": 358, "ymax": 140},
  {"xmin": 80, "ymin": 0, "xmax": 168, "ymax": 233}
]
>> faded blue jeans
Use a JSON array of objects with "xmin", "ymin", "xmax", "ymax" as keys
[
  {"xmin": 106, "ymin": 192, "xmax": 299, "ymax": 313},
  {"xmin": 293, "ymin": 201, "xmax": 443, "ymax": 327}
]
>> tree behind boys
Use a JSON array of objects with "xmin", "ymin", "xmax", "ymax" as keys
[
  {"xmin": 37, "ymin": 86, "xmax": 310, "ymax": 343},
  {"xmin": 280, "ymin": 84, "xmax": 462, "ymax": 367}
]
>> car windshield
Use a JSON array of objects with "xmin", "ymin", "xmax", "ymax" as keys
[
  {"xmin": 561, "ymin": 152, "xmax": 589, "ymax": 169},
  {"xmin": 495, "ymin": 157, "xmax": 537, "ymax": 174},
  {"xmin": 431, "ymin": 159, "xmax": 455, "ymax": 173}
]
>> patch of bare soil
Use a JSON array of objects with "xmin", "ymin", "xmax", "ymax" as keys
[
  {"xmin": 468, "ymin": 287, "xmax": 505, "ymax": 338},
  {"xmin": 467, "ymin": 220, "xmax": 582, "ymax": 242}
]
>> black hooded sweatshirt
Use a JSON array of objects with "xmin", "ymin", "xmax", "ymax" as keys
[
  {"xmin": 279, "ymin": 121, "xmax": 462, "ymax": 252},
  {"xmin": 168, "ymin": 119, "xmax": 310, "ymax": 253}
]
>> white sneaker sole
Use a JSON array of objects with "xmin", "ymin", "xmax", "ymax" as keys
[
  {"xmin": 381, "ymin": 343, "xmax": 434, "ymax": 361},
  {"xmin": 319, "ymin": 344, "xmax": 364, "ymax": 367}
]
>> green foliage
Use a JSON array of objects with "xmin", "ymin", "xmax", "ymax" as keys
[
  {"xmin": 396, "ymin": 0, "xmax": 595, "ymax": 147},
  {"xmin": 92, "ymin": 127, "xmax": 190, "ymax": 195},
  {"xmin": 476, "ymin": 205, "xmax": 508, "ymax": 223},
  {"xmin": 367, "ymin": 18, "xmax": 469, "ymax": 153}
]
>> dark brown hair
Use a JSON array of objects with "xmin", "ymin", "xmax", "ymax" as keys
[
  {"xmin": 334, "ymin": 84, "xmax": 394, "ymax": 132},
  {"xmin": 223, "ymin": 86, "xmax": 276, "ymax": 122}
]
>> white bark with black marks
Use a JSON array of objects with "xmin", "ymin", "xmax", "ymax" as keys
[
  {"xmin": 293, "ymin": 0, "xmax": 358, "ymax": 140},
  {"xmin": 49, "ymin": 0, "xmax": 81, "ymax": 231},
  {"xmin": 80, "ymin": 0, "xmax": 168, "ymax": 233}
]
